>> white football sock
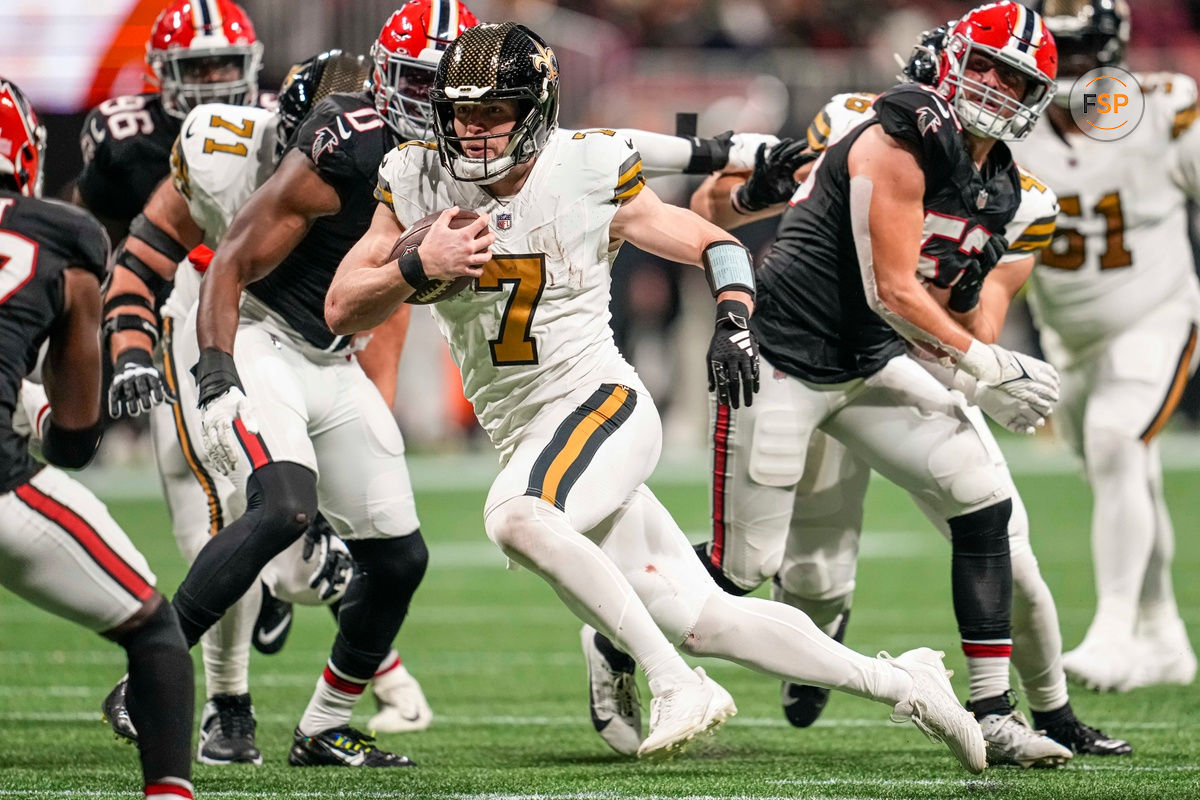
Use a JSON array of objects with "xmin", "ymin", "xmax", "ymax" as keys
[
  {"xmin": 1006, "ymin": 492, "xmax": 1068, "ymax": 712},
  {"xmin": 685, "ymin": 591, "xmax": 913, "ymax": 706},
  {"xmin": 485, "ymin": 495, "xmax": 695, "ymax": 693},
  {"xmin": 1084, "ymin": 428, "xmax": 1155, "ymax": 640},
  {"xmin": 200, "ymin": 580, "xmax": 260, "ymax": 697},
  {"xmin": 297, "ymin": 662, "xmax": 366, "ymax": 736}
]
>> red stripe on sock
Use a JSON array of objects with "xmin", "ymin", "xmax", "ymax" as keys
[
  {"xmin": 144, "ymin": 783, "xmax": 193, "ymax": 799},
  {"xmin": 15, "ymin": 483, "xmax": 154, "ymax": 602},
  {"xmin": 233, "ymin": 417, "xmax": 271, "ymax": 469},
  {"xmin": 374, "ymin": 654, "xmax": 402, "ymax": 678},
  {"xmin": 963, "ymin": 642, "xmax": 1013, "ymax": 658},
  {"xmin": 323, "ymin": 666, "xmax": 367, "ymax": 695},
  {"xmin": 710, "ymin": 404, "xmax": 731, "ymax": 567}
]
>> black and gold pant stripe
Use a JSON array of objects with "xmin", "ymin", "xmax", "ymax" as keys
[
  {"xmin": 161, "ymin": 317, "xmax": 225, "ymax": 536},
  {"xmin": 525, "ymin": 384, "xmax": 637, "ymax": 511},
  {"xmin": 1141, "ymin": 323, "xmax": 1199, "ymax": 443}
]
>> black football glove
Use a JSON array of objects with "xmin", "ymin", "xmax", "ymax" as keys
[
  {"xmin": 108, "ymin": 348, "xmax": 167, "ymax": 418},
  {"xmin": 707, "ymin": 298, "xmax": 760, "ymax": 409},
  {"xmin": 948, "ymin": 232, "xmax": 1009, "ymax": 313},
  {"xmin": 733, "ymin": 139, "xmax": 816, "ymax": 213}
]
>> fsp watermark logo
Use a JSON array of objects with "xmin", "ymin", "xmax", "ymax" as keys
[{"xmin": 1069, "ymin": 66, "xmax": 1145, "ymax": 141}]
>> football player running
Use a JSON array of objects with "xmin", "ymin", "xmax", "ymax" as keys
[
  {"xmin": 0, "ymin": 79, "xmax": 195, "ymax": 800},
  {"xmin": 635, "ymin": 30, "xmax": 1130, "ymax": 767},
  {"xmin": 329, "ymin": 22, "xmax": 989, "ymax": 773},
  {"xmin": 100, "ymin": 50, "xmax": 426, "ymax": 764},
  {"xmin": 1016, "ymin": 0, "xmax": 1199, "ymax": 693},
  {"xmin": 74, "ymin": 0, "xmax": 265, "ymax": 244},
  {"xmin": 511, "ymin": 0, "xmax": 1063, "ymax": 766}
]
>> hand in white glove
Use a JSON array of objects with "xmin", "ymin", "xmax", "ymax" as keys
[
  {"xmin": 199, "ymin": 386, "xmax": 259, "ymax": 476},
  {"xmin": 13, "ymin": 380, "xmax": 50, "ymax": 459},
  {"xmin": 958, "ymin": 340, "xmax": 1060, "ymax": 424},
  {"xmin": 302, "ymin": 518, "xmax": 355, "ymax": 603},
  {"xmin": 725, "ymin": 133, "xmax": 782, "ymax": 171}
]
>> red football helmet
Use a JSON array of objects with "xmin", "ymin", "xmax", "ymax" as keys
[
  {"xmin": 0, "ymin": 79, "xmax": 46, "ymax": 198},
  {"xmin": 146, "ymin": 0, "xmax": 264, "ymax": 119},
  {"xmin": 936, "ymin": 1, "xmax": 1058, "ymax": 141},
  {"xmin": 371, "ymin": 0, "xmax": 480, "ymax": 139}
]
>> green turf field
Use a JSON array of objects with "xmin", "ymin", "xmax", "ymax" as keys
[{"xmin": 1, "ymin": 451, "xmax": 1198, "ymax": 799}]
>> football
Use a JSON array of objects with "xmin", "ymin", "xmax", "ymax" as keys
[{"xmin": 393, "ymin": 209, "xmax": 482, "ymax": 305}]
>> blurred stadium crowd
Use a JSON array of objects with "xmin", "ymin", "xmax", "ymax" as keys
[{"xmin": 11, "ymin": 0, "xmax": 1200, "ymax": 454}]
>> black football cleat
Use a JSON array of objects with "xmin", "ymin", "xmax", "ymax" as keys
[
  {"xmin": 781, "ymin": 610, "xmax": 850, "ymax": 728},
  {"xmin": 197, "ymin": 693, "xmax": 263, "ymax": 765},
  {"xmin": 287, "ymin": 726, "xmax": 415, "ymax": 767},
  {"xmin": 252, "ymin": 582, "xmax": 294, "ymax": 655},
  {"xmin": 101, "ymin": 676, "xmax": 137, "ymax": 743},
  {"xmin": 1043, "ymin": 718, "xmax": 1133, "ymax": 756}
]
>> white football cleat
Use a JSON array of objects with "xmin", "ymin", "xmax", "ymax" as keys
[
  {"xmin": 1062, "ymin": 635, "xmax": 1139, "ymax": 693},
  {"xmin": 978, "ymin": 709, "xmax": 1071, "ymax": 769},
  {"xmin": 580, "ymin": 625, "xmax": 642, "ymax": 756},
  {"xmin": 636, "ymin": 667, "xmax": 736, "ymax": 759},
  {"xmin": 884, "ymin": 648, "xmax": 987, "ymax": 775},
  {"xmin": 1128, "ymin": 615, "xmax": 1197, "ymax": 689},
  {"xmin": 368, "ymin": 663, "xmax": 433, "ymax": 733}
]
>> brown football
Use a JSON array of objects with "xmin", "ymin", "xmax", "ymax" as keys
[{"xmin": 392, "ymin": 209, "xmax": 481, "ymax": 305}]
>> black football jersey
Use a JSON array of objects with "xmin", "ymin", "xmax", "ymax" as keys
[
  {"xmin": 76, "ymin": 93, "xmax": 180, "ymax": 234},
  {"xmin": 753, "ymin": 84, "xmax": 1023, "ymax": 384},
  {"xmin": 0, "ymin": 191, "xmax": 110, "ymax": 492},
  {"xmin": 245, "ymin": 91, "xmax": 396, "ymax": 351}
]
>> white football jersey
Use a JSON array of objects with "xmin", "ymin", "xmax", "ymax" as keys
[
  {"xmin": 807, "ymin": 92, "xmax": 1059, "ymax": 264},
  {"xmin": 376, "ymin": 129, "xmax": 648, "ymax": 458},
  {"xmin": 160, "ymin": 103, "xmax": 279, "ymax": 320},
  {"xmin": 1012, "ymin": 73, "xmax": 1200, "ymax": 350}
]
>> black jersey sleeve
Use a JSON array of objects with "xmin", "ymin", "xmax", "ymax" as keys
[
  {"xmin": 35, "ymin": 201, "xmax": 111, "ymax": 282},
  {"xmin": 871, "ymin": 86, "xmax": 962, "ymax": 183},
  {"xmin": 292, "ymin": 93, "xmax": 391, "ymax": 207}
]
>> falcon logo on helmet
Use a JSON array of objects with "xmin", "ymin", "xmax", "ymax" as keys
[
  {"xmin": 0, "ymin": 79, "xmax": 46, "ymax": 198},
  {"xmin": 429, "ymin": 22, "xmax": 560, "ymax": 185},
  {"xmin": 933, "ymin": 1, "xmax": 1059, "ymax": 141},
  {"xmin": 146, "ymin": 0, "xmax": 264, "ymax": 119},
  {"xmin": 370, "ymin": 0, "xmax": 480, "ymax": 140}
]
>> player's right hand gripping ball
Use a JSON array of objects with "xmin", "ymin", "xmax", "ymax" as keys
[
  {"xmin": 395, "ymin": 209, "xmax": 482, "ymax": 305},
  {"xmin": 708, "ymin": 298, "xmax": 760, "ymax": 409}
]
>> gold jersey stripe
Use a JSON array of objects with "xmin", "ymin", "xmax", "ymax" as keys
[
  {"xmin": 538, "ymin": 386, "xmax": 632, "ymax": 506},
  {"xmin": 1173, "ymin": 105, "xmax": 1199, "ymax": 139},
  {"xmin": 1142, "ymin": 324, "xmax": 1198, "ymax": 442}
]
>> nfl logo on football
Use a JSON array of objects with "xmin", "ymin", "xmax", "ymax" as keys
[{"xmin": 496, "ymin": 212, "xmax": 513, "ymax": 230}]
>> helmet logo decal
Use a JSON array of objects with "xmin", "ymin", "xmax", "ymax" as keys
[{"xmin": 530, "ymin": 41, "xmax": 558, "ymax": 82}]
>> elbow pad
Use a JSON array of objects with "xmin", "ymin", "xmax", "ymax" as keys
[{"xmin": 42, "ymin": 420, "xmax": 104, "ymax": 470}]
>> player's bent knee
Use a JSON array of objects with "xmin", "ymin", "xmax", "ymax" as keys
[
  {"xmin": 246, "ymin": 461, "xmax": 319, "ymax": 549},
  {"xmin": 926, "ymin": 432, "xmax": 1010, "ymax": 518},
  {"xmin": 346, "ymin": 532, "xmax": 429, "ymax": 593},
  {"xmin": 484, "ymin": 495, "xmax": 551, "ymax": 562},
  {"xmin": 107, "ymin": 593, "xmax": 186, "ymax": 655},
  {"xmin": 775, "ymin": 556, "xmax": 856, "ymax": 605}
]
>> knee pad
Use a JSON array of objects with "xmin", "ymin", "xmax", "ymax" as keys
[
  {"xmin": 484, "ymin": 495, "xmax": 548, "ymax": 563},
  {"xmin": 774, "ymin": 552, "xmax": 857, "ymax": 606},
  {"xmin": 334, "ymin": 533, "xmax": 428, "ymax": 679},
  {"xmin": 1084, "ymin": 425, "xmax": 1147, "ymax": 485},
  {"xmin": 243, "ymin": 461, "xmax": 319, "ymax": 552},
  {"xmin": 926, "ymin": 428, "xmax": 1009, "ymax": 517},
  {"xmin": 345, "ymin": 532, "xmax": 429, "ymax": 593}
]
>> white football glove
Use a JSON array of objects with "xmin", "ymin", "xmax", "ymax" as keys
[
  {"xmin": 302, "ymin": 523, "xmax": 355, "ymax": 603},
  {"xmin": 12, "ymin": 380, "xmax": 50, "ymax": 459},
  {"xmin": 958, "ymin": 340, "xmax": 1060, "ymax": 427},
  {"xmin": 725, "ymin": 133, "xmax": 781, "ymax": 171},
  {"xmin": 199, "ymin": 386, "xmax": 259, "ymax": 476}
]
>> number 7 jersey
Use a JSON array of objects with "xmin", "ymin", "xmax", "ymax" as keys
[
  {"xmin": 1011, "ymin": 73, "xmax": 1200, "ymax": 350},
  {"xmin": 376, "ymin": 129, "xmax": 646, "ymax": 459}
]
